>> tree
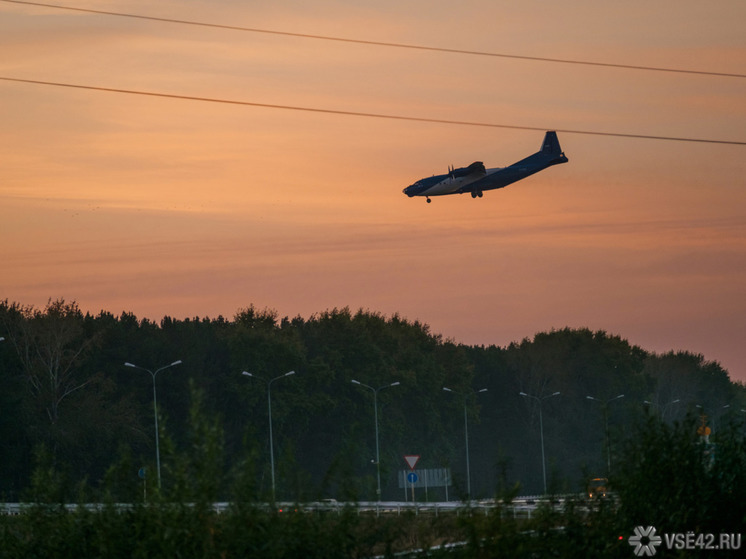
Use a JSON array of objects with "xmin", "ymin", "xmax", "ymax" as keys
[
  {"xmin": 0, "ymin": 299, "xmax": 143, "ymax": 485},
  {"xmin": 1, "ymin": 300, "xmax": 97, "ymax": 449},
  {"xmin": 614, "ymin": 411, "xmax": 746, "ymax": 534}
]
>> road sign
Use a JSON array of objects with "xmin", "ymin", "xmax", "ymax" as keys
[
  {"xmin": 404, "ymin": 455, "xmax": 420, "ymax": 470},
  {"xmin": 407, "ymin": 472, "xmax": 418, "ymax": 484},
  {"xmin": 398, "ymin": 468, "xmax": 451, "ymax": 489}
]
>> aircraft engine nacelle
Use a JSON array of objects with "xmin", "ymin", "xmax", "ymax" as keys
[
  {"xmin": 450, "ymin": 161, "xmax": 486, "ymax": 179},
  {"xmin": 467, "ymin": 161, "xmax": 486, "ymax": 174}
]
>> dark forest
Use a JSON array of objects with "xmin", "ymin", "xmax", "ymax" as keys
[{"xmin": 0, "ymin": 298, "xmax": 743, "ymax": 503}]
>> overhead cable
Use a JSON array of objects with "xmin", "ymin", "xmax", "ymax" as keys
[
  {"xmin": 2, "ymin": 76, "xmax": 744, "ymax": 146},
  {"xmin": 2, "ymin": 0, "xmax": 745, "ymax": 79}
]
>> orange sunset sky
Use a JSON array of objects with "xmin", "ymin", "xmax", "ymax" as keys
[{"xmin": 2, "ymin": 1, "xmax": 745, "ymax": 380}]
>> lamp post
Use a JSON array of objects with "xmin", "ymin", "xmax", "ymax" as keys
[
  {"xmin": 242, "ymin": 370, "xmax": 295, "ymax": 502},
  {"xmin": 351, "ymin": 379, "xmax": 400, "ymax": 501},
  {"xmin": 586, "ymin": 394, "xmax": 624, "ymax": 475},
  {"xmin": 520, "ymin": 391, "xmax": 560, "ymax": 495},
  {"xmin": 124, "ymin": 360, "xmax": 182, "ymax": 489},
  {"xmin": 443, "ymin": 387, "xmax": 487, "ymax": 500},
  {"xmin": 644, "ymin": 398, "xmax": 680, "ymax": 421}
]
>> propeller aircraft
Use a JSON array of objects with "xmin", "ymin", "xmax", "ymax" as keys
[{"xmin": 403, "ymin": 131, "xmax": 568, "ymax": 203}]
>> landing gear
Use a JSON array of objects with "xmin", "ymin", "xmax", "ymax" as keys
[
  {"xmin": 426, "ymin": 197, "xmax": 431, "ymax": 203},
  {"xmin": 470, "ymin": 191, "xmax": 483, "ymax": 199}
]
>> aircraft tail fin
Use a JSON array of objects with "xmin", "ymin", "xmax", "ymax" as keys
[
  {"xmin": 540, "ymin": 131, "xmax": 568, "ymax": 164},
  {"xmin": 541, "ymin": 131, "xmax": 562, "ymax": 154}
]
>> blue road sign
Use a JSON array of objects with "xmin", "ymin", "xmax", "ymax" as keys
[{"xmin": 407, "ymin": 472, "xmax": 418, "ymax": 484}]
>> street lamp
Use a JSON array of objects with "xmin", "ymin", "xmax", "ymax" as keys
[
  {"xmin": 351, "ymin": 379, "xmax": 400, "ymax": 501},
  {"xmin": 124, "ymin": 360, "xmax": 182, "ymax": 489},
  {"xmin": 520, "ymin": 391, "xmax": 560, "ymax": 495},
  {"xmin": 586, "ymin": 394, "xmax": 624, "ymax": 475},
  {"xmin": 644, "ymin": 399, "xmax": 680, "ymax": 406},
  {"xmin": 443, "ymin": 387, "xmax": 487, "ymax": 500},
  {"xmin": 644, "ymin": 398, "xmax": 681, "ymax": 420},
  {"xmin": 242, "ymin": 370, "xmax": 295, "ymax": 502}
]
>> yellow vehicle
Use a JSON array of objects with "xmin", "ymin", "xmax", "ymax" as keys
[{"xmin": 587, "ymin": 477, "xmax": 608, "ymax": 499}]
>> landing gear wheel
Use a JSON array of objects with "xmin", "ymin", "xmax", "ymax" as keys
[
  {"xmin": 470, "ymin": 192, "xmax": 477, "ymax": 198},
  {"xmin": 426, "ymin": 197, "xmax": 431, "ymax": 203},
  {"xmin": 477, "ymin": 191, "xmax": 483, "ymax": 198}
]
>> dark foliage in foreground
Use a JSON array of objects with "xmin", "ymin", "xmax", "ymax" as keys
[{"xmin": 2, "ymin": 407, "xmax": 744, "ymax": 558}]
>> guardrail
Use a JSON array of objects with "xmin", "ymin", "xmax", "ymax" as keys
[{"xmin": 1, "ymin": 495, "xmax": 580, "ymax": 518}]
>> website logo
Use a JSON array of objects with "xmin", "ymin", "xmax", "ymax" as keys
[{"xmin": 629, "ymin": 526, "xmax": 662, "ymax": 556}]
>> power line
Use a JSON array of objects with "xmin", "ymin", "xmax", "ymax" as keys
[
  {"xmin": 2, "ymin": 76, "xmax": 745, "ymax": 146},
  {"xmin": 3, "ymin": 0, "xmax": 745, "ymax": 79}
]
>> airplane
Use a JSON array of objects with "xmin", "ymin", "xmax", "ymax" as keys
[{"xmin": 402, "ymin": 131, "xmax": 568, "ymax": 203}]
